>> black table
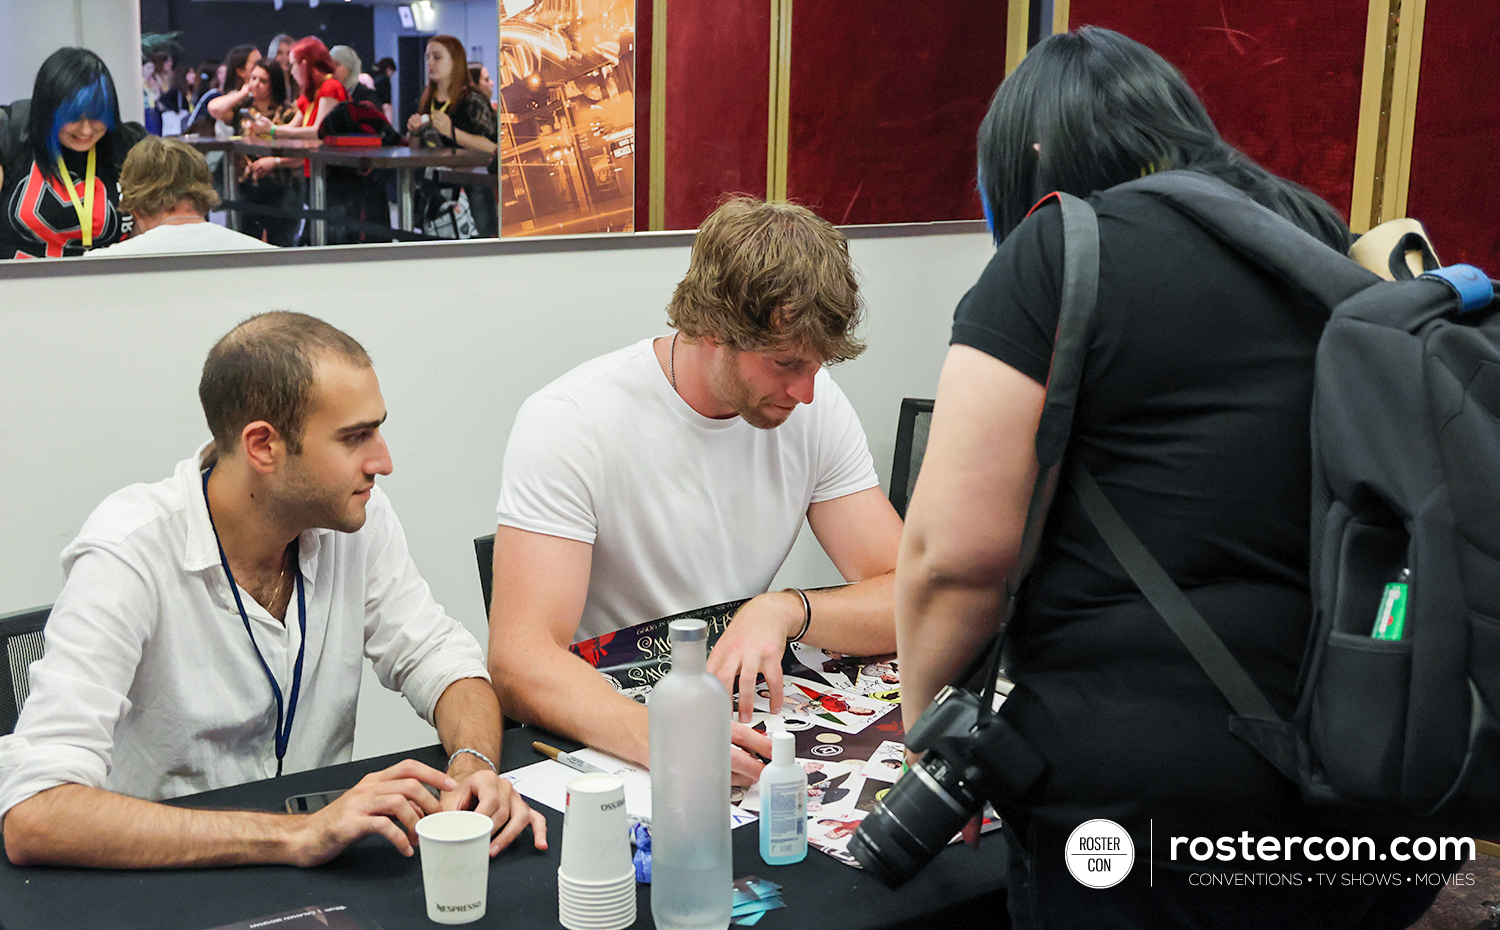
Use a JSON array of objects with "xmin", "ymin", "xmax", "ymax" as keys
[{"xmin": 0, "ymin": 727, "xmax": 1007, "ymax": 930}]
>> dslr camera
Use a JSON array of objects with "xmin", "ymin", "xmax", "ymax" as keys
[{"xmin": 850, "ymin": 679, "xmax": 1042, "ymax": 887}]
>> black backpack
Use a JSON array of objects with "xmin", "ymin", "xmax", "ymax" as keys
[
  {"xmin": 1042, "ymin": 171, "xmax": 1500, "ymax": 831},
  {"xmin": 317, "ymin": 100, "xmax": 401, "ymax": 146}
]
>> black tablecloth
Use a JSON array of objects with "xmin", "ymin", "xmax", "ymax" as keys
[{"xmin": 0, "ymin": 727, "xmax": 1007, "ymax": 930}]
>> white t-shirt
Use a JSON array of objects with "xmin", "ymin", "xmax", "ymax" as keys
[
  {"xmin": 0, "ymin": 445, "xmax": 487, "ymax": 816},
  {"xmin": 496, "ymin": 337, "xmax": 880, "ymax": 641},
  {"xmin": 85, "ymin": 220, "xmax": 276, "ymax": 257}
]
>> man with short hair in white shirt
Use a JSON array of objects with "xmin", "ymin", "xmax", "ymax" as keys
[
  {"xmin": 0, "ymin": 311, "xmax": 544, "ymax": 868},
  {"xmin": 489, "ymin": 197, "xmax": 904, "ymax": 786}
]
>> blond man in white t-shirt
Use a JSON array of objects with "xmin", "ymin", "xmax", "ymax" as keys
[{"xmin": 489, "ymin": 198, "xmax": 903, "ymax": 786}]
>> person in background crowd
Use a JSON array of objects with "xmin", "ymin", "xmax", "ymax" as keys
[
  {"xmin": 406, "ymin": 36, "xmax": 497, "ymax": 237},
  {"xmin": 895, "ymin": 26, "xmax": 1450, "ymax": 930},
  {"xmin": 0, "ymin": 47, "xmax": 146, "ymax": 258},
  {"xmin": 204, "ymin": 45, "xmax": 264, "ymax": 130},
  {"xmin": 247, "ymin": 37, "xmax": 345, "ymax": 140},
  {"xmin": 329, "ymin": 46, "xmax": 381, "ymax": 109},
  {"xmin": 267, "ymin": 33, "xmax": 297, "ymax": 100},
  {"xmin": 141, "ymin": 33, "xmax": 189, "ymax": 137},
  {"xmin": 223, "ymin": 60, "xmax": 300, "ymax": 248},
  {"xmin": 0, "ymin": 312, "xmax": 545, "ymax": 869},
  {"xmin": 371, "ymin": 57, "xmax": 396, "ymax": 125},
  {"xmin": 85, "ymin": 136, "xmax": 273, "ymax": 256},
  {"xmin": 184, "ymin": 60, "xmax": 215, "ymax": 108},
  {"xmin": 468, "ymin": 64, "xmax": 496, "ymax": 107},
  {"xmin": 182, "ymin": 57, "xmax": 229, "ymax": 136}
]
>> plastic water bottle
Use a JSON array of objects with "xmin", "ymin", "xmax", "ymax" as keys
[
  {"xmin": 759, "ymin": 730, "xmax": 807, "ymax": 865},
  {"xmin": 649, "ymin": 619, "xmax": 731, "ymax": 930}
]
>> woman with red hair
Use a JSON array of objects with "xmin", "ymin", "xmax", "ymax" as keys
[{"xmin": 248, "ymin": 36, "xmax": 345, "ymax": 139}]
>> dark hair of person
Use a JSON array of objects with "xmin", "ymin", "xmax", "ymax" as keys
[
  {"xmin": 976, "ymin": 27, "xmax": 1349, "ymax": 251},
  {"xmin": 200, "ymin": 312, "xmax": 373, "ymax": 456},
  {"xmin": 253, "ymin": 60, "xmax": 289, "ymax": 108},
  {"xmin": 28, "ymin": 48, "xmax": 122, "ymax": 180},
  {"xmin": 289, "ymin": 36, "xmax": 338, "ymax": 101},
  {"xmin": 417, "ymin": 35, "xmax": 473, "ymax": 113},
  {"xmin": 468, "ymin": 64, "xmax": 482, "ymax": 84},
  {"xmin": 224, "ymin": 44, "xmax": 259, "ymax": 93},
  {"xmin": 666, "ymin": 196, "xmax": 866, "ymax": 364}
]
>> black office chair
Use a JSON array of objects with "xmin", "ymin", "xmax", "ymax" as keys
[
  {"xmin": 1, "ymin": 605, "xmax": 50, "ymax": 736},
  {"xmin": 475, "ymin": 534, "xmax": 496, "ymax": 615},
  {"xmin": 889, "ymin": 397, "xmax": 935, "ymax": 519}
]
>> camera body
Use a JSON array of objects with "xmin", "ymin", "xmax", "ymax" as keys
[{"xmin": 849, "ymin": 685, "xmax": 997, "ymax": 886}]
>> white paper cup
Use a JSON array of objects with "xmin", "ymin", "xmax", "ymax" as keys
[
  {"xmin": 560, "ymin": 773, "xmax": 632, "ymax": 883},
  {"xmin": 416, "ymin": 810, "xmax": 492, "ymax": 924}
]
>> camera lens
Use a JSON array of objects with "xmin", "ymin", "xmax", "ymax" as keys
[{"xmin": 849, "ymin": 752, "xmax": 983, "ymax": 887}]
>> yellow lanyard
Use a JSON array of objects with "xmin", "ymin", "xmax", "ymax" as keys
[
  {"xmin": 55, "ymin": 146, "xmax": 98, "ymax": 249},
  {"xmin": 434, "ymin": 97, "xmax": 451, "ymax": 114}
]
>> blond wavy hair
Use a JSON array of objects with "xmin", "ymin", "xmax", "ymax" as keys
[
  {"xmin": 667, "ymin": 197, "xmax": 865, "ymax": 363},
  {"xmin": 119, "ymin": 135, "xmax": 220, "ymax": 218}
]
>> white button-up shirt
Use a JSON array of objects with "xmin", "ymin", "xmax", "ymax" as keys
[{"xmin": 0, "ymin": 446, "xmax": 488, "ymax": 819}]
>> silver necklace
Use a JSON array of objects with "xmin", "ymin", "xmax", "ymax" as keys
[{"xmin": 669, "ymin": 333, "xmax": 678, "ymax": 391}]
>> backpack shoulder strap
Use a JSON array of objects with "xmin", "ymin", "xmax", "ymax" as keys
[{"xmin": 1119, "ymin": 171, "xmax": 1379, "ymax": 313}]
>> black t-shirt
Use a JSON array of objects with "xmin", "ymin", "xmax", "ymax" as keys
[
  {"xmin": 952, "ymin": 180, "xmax": 1330, "ymax": 806},
  {"xmin": 350, "ymin": 82, "xmax": 381, "ymax": 109},
  {"xmin": 447, "ymin": 88, "xmax": 497, "ymax": 150},
  {"xmin": 0, "ymin": 103, "xmax": 147, "ymax": 259}
]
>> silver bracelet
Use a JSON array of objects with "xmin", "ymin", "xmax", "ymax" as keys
[
  {"xmin": 447, "ymin": 747, "xmax": 498, "ymax": 774},
  {"xmin": 785, "ymin": 587, "xmax": 812, "ymax": 643}
]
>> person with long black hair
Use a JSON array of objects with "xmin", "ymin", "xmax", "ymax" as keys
[
  {"xmin": 896, "ymin": 27, "xmax": 1448, "ymax": 930},
  {"xmin": 0, "ymin": 48, "xmax": 146, "ymax": 258}
]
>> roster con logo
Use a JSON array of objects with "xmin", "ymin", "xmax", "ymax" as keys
[{"xmin": 1066, "ymin": 819, "xmax": 1136, "ymax": 888}]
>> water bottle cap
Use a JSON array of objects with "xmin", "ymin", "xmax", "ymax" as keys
[
  {"xmin": 668, "ymin": 618, "xmax": 707, "ymax": 641},
  {"xmin": 772, "ymin": 731, "xmax": 795, "ymax": 765}
]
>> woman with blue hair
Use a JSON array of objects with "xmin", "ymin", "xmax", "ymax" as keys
[{"xmin": 0, "ymin": 48, "xmax": 147, "ymax": 258}]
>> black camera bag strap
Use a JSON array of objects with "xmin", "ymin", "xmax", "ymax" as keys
[{"xmin": 965, "ymin": 189, "xmax": 1101, "ymax": 715}]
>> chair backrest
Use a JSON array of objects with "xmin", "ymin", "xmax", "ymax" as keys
[
  {"xmin": 1, "ymin": 605, "xmax": 50, "ymax": 737},
  {"xmin": 475, "ymin": 534, "xmax": 495, "ymax": 615},
  {"xmin": 473, "ymin": 534, "xmax": 521, "ymax": 730},
  {"xmin": 888, "ymin": 398, "xmax": 935, "ymax": 519}
]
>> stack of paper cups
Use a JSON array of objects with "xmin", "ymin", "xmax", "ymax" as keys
[{"xmin": 558, "ymin": 773, "xmax": 636, "ymax": 930}]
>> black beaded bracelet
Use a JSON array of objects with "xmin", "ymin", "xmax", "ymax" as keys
[{"xmin": 785, "ymin": 587, "xmax": 812, "ymax": 643}]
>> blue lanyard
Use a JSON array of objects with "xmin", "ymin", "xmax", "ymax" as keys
[{"xmin": 202, "ymin": 465, "xmax": 307, "ymax": 776}]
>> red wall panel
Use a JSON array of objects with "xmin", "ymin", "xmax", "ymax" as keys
[
  {"xmin": 785, "ymin": 1, "xmax": 1008, "ymax": 225},
  {"xmin": 1067, "ymin": 1, "xmax": 1368, "ymax": 219},
  {"xmin": 663, "ymin": 0, "xmax": 771, "ymax": 229},
  {"xmin": 1405, "ymin": 0, "xmax": 1500, "ymax": 271}
]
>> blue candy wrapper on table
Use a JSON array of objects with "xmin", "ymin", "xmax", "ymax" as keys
[{"xmin": 631, "ymin": 821, "xmax": 652, "ymax": 882}]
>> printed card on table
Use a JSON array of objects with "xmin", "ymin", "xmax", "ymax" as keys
[{"xmin": 751, "ymin": 676, "xmax": 894, "ymax": 734}]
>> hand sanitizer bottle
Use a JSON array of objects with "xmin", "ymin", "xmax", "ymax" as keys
[{"xmin": 758, "ymin": 731, "xmax": 807, "ymax": 865}]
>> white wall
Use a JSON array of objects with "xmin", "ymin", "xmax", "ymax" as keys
[
  {"xmin": 0, "ymin": 0, "xmax": 144, "ymax": 124},
  {"xmin": 0, "ymin": 223, "xmax": 992, "ymax": 756}
]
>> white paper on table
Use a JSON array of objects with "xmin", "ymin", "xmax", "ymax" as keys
[{"xmin": 504, "ymin": 747, "xmax": 758, "ymax": 829}]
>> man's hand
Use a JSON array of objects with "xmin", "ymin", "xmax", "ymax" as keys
[
  {"xmin": 441, "ymin": 762, "xmax": 549, "ymax": 856},
  {"xmin": 708, "ymin": 591, "xmax": 804, "ymax": 722},
  {"xmin": 287, "ymin": 759, "xmax": 452, "ymax": 867},
  {"xmin": 730, "ymin": 721, "xmax": 774, "ymax": 787}
]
